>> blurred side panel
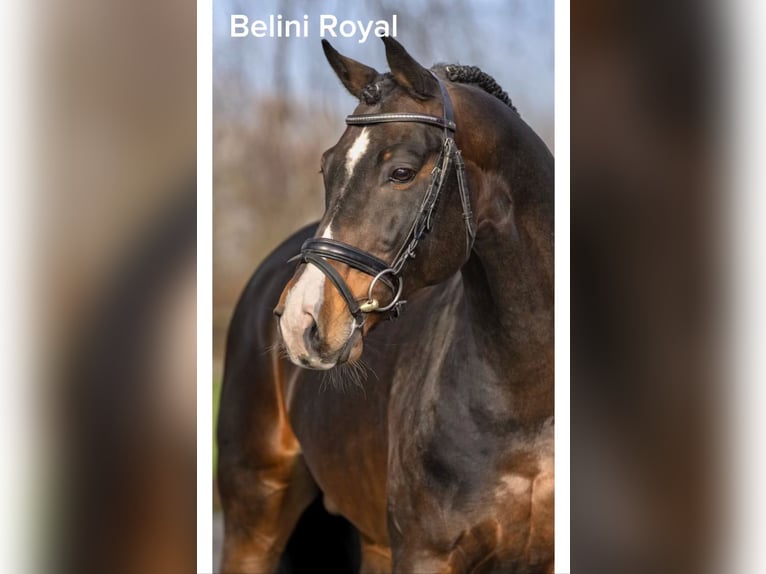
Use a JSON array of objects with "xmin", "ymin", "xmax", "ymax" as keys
[
  {"xmin": 39, "ymin": 0, "xmax": 197, "ymax": 572},
  {"xmin": 572, "ymin": 0, "xmax": 720, "ymax": 572}
]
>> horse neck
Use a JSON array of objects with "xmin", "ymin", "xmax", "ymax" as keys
[{"xmin": 457, "ymin": 104, "xmax": 554, "ymax": 423}]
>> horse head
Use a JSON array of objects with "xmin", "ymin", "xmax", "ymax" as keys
[{"xmin": 275, "ymin": 38, "xmax": 483, "ymax": 370}]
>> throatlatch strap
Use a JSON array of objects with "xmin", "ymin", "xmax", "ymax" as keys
[{"xmin": 454, "ymin": 150, "xmax": 475, "ymax": 254}]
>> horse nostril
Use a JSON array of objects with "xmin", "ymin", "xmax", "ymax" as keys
[
  {"xmin": 303, "ymin": 317, "xmax": 320, "ymax": 351},
  {"xmin": 273, "ymin": 306, "xmax": 284, "ymax": 319}
]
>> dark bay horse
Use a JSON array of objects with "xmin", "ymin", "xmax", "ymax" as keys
[{"xmin": 218, "ymin": 37, "xmax": 554, "ymax": 574}]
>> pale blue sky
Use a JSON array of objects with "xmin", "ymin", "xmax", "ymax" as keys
[{"xmin": 213, "ymin": 0, "xmax": 553, "ymax": 141}]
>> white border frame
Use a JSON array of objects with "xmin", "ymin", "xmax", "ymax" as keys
[
  {"xmin": 198, "ymin": 0, "xmax": 214, "ymax": 569},
  {"xmin": 553, "ymin": 0, "xmax": 570, "ymax": 570}
]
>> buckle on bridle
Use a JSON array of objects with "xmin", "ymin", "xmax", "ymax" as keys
[{"xmin": 366, "ymin": 268, "xmax": 403, "ymax": 314}]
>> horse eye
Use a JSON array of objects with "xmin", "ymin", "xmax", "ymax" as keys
[{"xmin": 390, "ymin": 167, "xmax": 415, "ymax": 183}]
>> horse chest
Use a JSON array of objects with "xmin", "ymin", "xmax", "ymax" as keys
[
  {"xmin": 384, "ymin": 343, "xmax": 554, "ymax": 570},
  {"xmin": 387, "ymin": 413, "xmax": 554, "ymax": 572},
  {"xmin": 386, "ymin": 367, "xmax": 497, "ymax": 522}
]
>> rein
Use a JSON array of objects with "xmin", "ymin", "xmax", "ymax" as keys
[{"xmin": 293, "ymin": 72, "xmax": 475, "ymax": 326}]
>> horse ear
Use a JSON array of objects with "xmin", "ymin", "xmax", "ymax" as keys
[
  {"xmin": 322, "ymin": 39, "xmax": 379, "ymax": 99},
  {"xmin": 382, "ymin": 36, "xmax": 438, "ymax": 99}
]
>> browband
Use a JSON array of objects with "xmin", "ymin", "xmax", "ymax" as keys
[
  {"xmin": 345, "ymin": 71, "xmax": 456, "ymax": 134},
  {"xmin": 346, "ymin": 113, "xmax": 456, "ymax": 132}
]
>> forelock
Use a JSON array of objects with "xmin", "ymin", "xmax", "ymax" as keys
[{"xmin": 359, "ymin": 73, "xmax": 395, "ymax": 106}]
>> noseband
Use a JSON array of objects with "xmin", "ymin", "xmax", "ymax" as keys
[{"xmin": 292, "ymin": 72, "xmax": 475, "ymax": 326}]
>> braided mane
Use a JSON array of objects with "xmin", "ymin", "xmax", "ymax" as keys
[{"xmin": 440, "ymin": 65, "xmax": 517, "ymax": 114}]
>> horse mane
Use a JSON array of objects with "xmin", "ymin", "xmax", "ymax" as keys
[
  {"xmin": 360, "ymin": 65, "xmax": 517, "ymax": 115},
  {"xmin": 438, "ymin": 65, "xmax": 517, "ymax": 114}
]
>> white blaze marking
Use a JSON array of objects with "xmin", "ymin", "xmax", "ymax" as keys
[
  {"xmin": 279, "ymin": 129, "xmax": 370, "ymax": 366},
  {"xmin": 320, "ymin": 128, "xmax": 368, "ymax": 235},
  {"xmin": 345, "ymin": 128, "xmax": 369, "ymax": 182}
]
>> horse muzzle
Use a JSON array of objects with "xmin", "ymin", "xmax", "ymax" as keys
[{"xmin": 273, "ymin": 300, "xmax": 363, "ymax": 371}]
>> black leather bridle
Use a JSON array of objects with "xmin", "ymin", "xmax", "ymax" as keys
[{"xmin": 292, "ymin": 72, "xmax": 475, "ymax": 326}]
